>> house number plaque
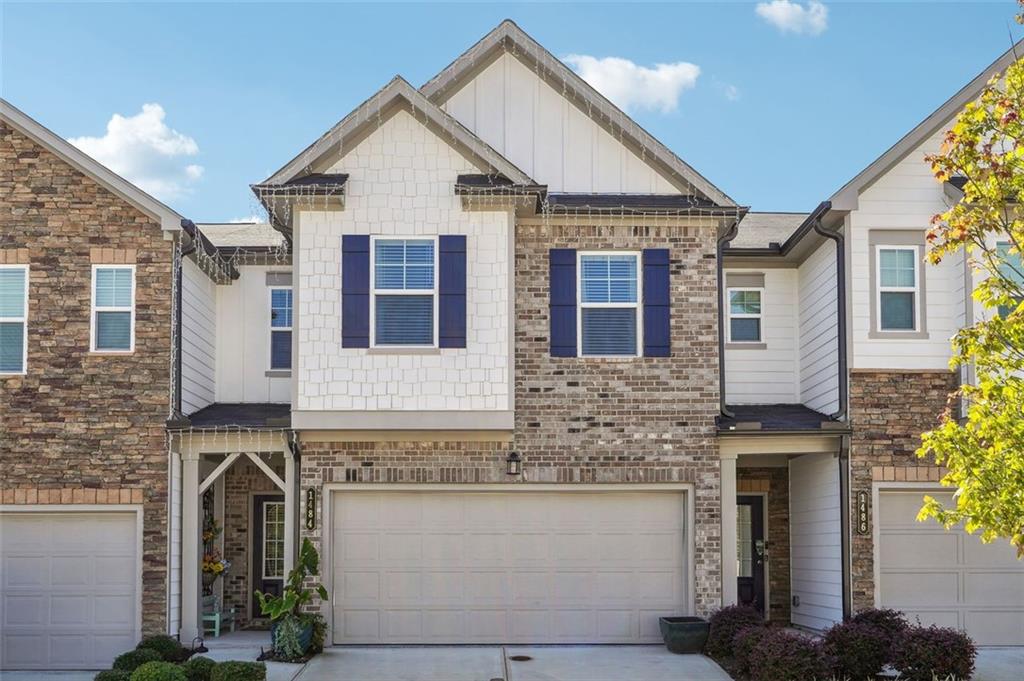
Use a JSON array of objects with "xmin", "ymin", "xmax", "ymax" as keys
[
  {"xmin": 305, "ymin": 488, "xmax": 317, "ymax": 530},
  {"xmin": 856, "ymin": 491, "xmax": 870, "ymax": 535}
]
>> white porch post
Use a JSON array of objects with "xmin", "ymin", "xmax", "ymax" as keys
[
  {"xmin": 180, "ymin": 449, "xmax": 201, "ymax": 643},
  {"xmin": 283, "ymin": 448, "xmax": 296, "ymax": 579},
  {"xmin": 720, "ymin": 452, "xmax": 739, "ymax": 607}
]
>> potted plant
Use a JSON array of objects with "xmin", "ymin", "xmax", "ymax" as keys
[
  {"xmin": 658, "ymin": 616, "xmax": 710, "ymax": 654},
  {"xmin": 255, "ymin": 538, "xmax": 328, "ymax": 661}
]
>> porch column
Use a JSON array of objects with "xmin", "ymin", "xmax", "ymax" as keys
[
  {"xmin": 283, "ymin": 448, "xmax": 296, "ymax": 579},
  {"xmin": 180, "ymin": 449, "xmax": 201, "ymax": 643},
  {"xmin": 720, "ymin": 452, "xmax": 739, "ymax": 607}
]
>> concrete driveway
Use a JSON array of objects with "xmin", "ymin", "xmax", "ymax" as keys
[{"xmin": 294, "ymin": 646, "xmax": 731, "ymax": 681}]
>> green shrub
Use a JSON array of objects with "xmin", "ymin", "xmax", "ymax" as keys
[
  {"xmin": 94, "ymin": 671, "xmax": 132, "ymax": 681},
  {"xmin": 181, "ymin": 656, "xmax": 217, "ymax": 681},
  {"xmin": 137, "ymin": 634, "xmax": 189, "ymax": 662},
  {"xmin": 892, "ymin": 625, "xmax": 977, "ymax": 681},
  {"xmin": 210, "ymin": 661, "xmax": 266, "ymax": 681},
  {"xmin": 823, "ymin": 620, "xmax": 892, "ymax": 681},
  {"xmin": 113, "ymin": 648, "xmax": 162, "ymax": 672},
  {"xmin": 704, "ymin": 605, "xmax": 764, "ymax": 659},
  {"xmin": 129, "ymin": 661, "xmax": 187, "ymax": 681}
]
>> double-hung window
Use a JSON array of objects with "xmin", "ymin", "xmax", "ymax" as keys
[
  {"xmin": 372, "ymin": 237, "xmax": 436, "ymax": 347},
  {"xmin": 0, "ymin": 265, "xmax": 28, "ymax": 374},
  {"xmin": 578, "ymin": 252, "xmax": 641, "ymax": 356},
  {"xmin": 877, "ymin": 247, "xmax": 919, "ymax": 331},
  {"xmin": 91, "ymin": 265, "xmax": 134, "ymax": 352},
  {"xmin": 997, "ymin": 241, "xmax": 1024, "ymax": 317},
  {"xmin": 269, "ymin": 287, "xmax": 292, "ymax": 370},
  {"xmin": 727, "ymin": 288, "xmax": 763, "ymax": 343}
]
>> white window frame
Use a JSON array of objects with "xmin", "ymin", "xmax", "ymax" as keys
[
  {"xmin": 576, "ymin": 250, "xmax": 643, "ymax": 358},
  {"xmin": 369, "ymin": 235, "xmax": 439, "ymax": 349},
  {"xmin": 726, "ymin": 287, "xmax": 764, "ymax": 344},
  {"xmin": 90, "ymin": 264, "xmax": 136, "ymax": 353},
  {"xmin": 875, "ymin": 245, "xmax": 920, "ymax": 333},
  {"xmin": 0, "ymin": 264, "xmax": 29, "ymax": 376},
  {"xmin": 262, "ymin": 500, "xmax": 285, "ymax": 580},
  {"xmin": 267, "ymin": 286, "xmax": 292, "ymax": 370}
]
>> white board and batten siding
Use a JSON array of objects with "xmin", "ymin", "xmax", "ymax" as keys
[
  {"xmin": 723, "ymin": 269, "xmax": 799, "ymax": 404},
  {"xmin": 849, "ymin": 127, "xmax": 961, "ymax": 371},
  {"xmin": 798, "ymin": 239, "xmax": 840, "ymax": 414},
  {"xmin": 440, "ymin": 51, "xmax": 678, "ymax": 194},
  {"xmin": 789, "ymin": 453, "xmax": 843, "ymax": 631},
  {"xmin": 215, "ymin": 265, "xmax": 291, "ymax": 404},
  {"xmin": 180, "ymin": 258, "xmax": 217, "ymax": 414}
]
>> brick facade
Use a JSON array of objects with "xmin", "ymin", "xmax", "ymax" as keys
[
  {"xmin": 737, "ymin": 467, "xmax": 791, "ymax": 623},
  {"xmin": 848, "ymin": 369, "xmax": 958, "ymax": 611},
  {"xmin": 299, "ymin": 220, "xmax": 724, "ymax": 615},
  {"xmin": 0, "ymin": 122, "xmax": 173, "ymax": 635}
]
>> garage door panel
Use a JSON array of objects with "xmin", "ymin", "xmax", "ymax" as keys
[
  {"xmin": 878, "ymin": 490, "xmax": 1024, "ymax": 646},
  {"xmin": 4, "ymin": 595, "xmax": 45, "ymax": 625},
  {"xmin": 331, "ymin": 490, "xmax": 687, "ymax": 644},
  {"xmin": 50, "ymin": 596, "xmax": 90, "ymax": 625},
  {"xmin": 4, "ymin": 556, "xmax": 48, "ymax": 587}
]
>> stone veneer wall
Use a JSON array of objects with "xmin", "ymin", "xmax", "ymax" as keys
[
  {"xmin": 848, "ymin": 369, "xmax": 958, "ymax": 611},
  {"xmin": 0, "ymin": 122, "xmax": 173, "ymax": 634},
  {"xmin": 738, "ymin": 467, "xmax": 791, "ymax": 623},
  {"xmin": 300, "ymin": 220, "xmax": 723, "ymax": 616},
  {"xmin": 221, "ymin": 459, "xmax": 284, "ymax": 626}
]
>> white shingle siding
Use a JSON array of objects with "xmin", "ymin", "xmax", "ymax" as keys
[
  {"xmin": 798, "ymin": 239, "xmax": 839, "ymax": 414},
  {"xmin": 295, "ymin": 109, "xmax": 511, "ymax": 413},
  {"xmin": 180, "ymin": 258, "xmax": 216, "ymax": 413}
]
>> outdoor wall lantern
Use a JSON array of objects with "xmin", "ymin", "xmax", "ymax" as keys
[{"xmin": 506, "ymin": 451, "xmax": 522, "ymax": 476}]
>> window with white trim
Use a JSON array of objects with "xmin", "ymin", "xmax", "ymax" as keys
[
  {"xmin": 269, "ymin": 287, "xmax": 292, "ymax": 370},
  {"xmin": 876, "ymin": 247, "xmax": 918, "ymax": 331},
  {"xmin": 371, "ymin": 237, "xmax": 436, "ymax": 347},
  {"xmin": 91, "ymin": 265, "xmax": 135, "ymax": 352},
  {"xmin": 727, "ymin": 288, "xmax": 763, "ymax": 342},
  {"xmin": 578, "ymin": 252, "xmax": 641, "ymax": 356},
  {"xmin": 263, "ymin": 501, "xmax": 285, "ymax": 580},
  {"xmin": 996, "ymin": 241, "xmax": 1024, "ymax": 317},
  {"xmin": 0, "ymin": 265, "xmax": 28, "ymax": 374}
]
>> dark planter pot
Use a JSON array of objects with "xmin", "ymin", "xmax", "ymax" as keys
[
  {"xmin": 659, "ymin": 616, "xmax": 710, "ymax": 654},
  {"xmin": 271, "ymin": 619, "xmax": 313, "ymax": 656}
]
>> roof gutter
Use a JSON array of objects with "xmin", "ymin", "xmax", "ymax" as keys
[
  {"xmin": 808, "ymin": 201, "xmax": 848, "ymax": 421},
  {"xmin": 717, "ymin": 219, "xmax": 740, "ymax": 418}
]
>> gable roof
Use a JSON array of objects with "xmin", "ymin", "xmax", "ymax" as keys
[
  {"xmin": 262, "ymin": 76, "xmax": 533, "ymax": 187},
  {"xmin": 0, "ymin": 98, "xmax": 183, "ymax": 233},
  {"xmin": 420, "ymin": 19, "xmax": 736, "ymax": 208},
  {"xmin": 829, "ymin": 39, "xmax": 1024, "ymax": 211}
]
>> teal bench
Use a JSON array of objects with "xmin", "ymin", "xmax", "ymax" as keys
[{"xmin": 202, "ymin": 595, "xmax": 236, "ymax": 637}]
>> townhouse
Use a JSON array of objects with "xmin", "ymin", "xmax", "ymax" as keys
[{"xmin": 1, "ymin": 19, "xmax": 1022, "ymax": 672}]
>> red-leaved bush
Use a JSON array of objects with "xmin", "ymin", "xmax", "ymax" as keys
[
  {"xmin": 891, "ymin": 625, "xmax": 977, "ymax": 681},
  {"xmin": 822, "ymin": 620, "xmax": 892, "ymax": 681},
  {"xmin": 849, "ymin": 608, "xmax": 909, "ymax": 639},
  {"xmin": 704, "ymin": 605, "xmax": 764, "ymax": 659},
  {"xmin": 731, "ymin": 625, "xmax": 770, "ymax": 678},
  {"xmin": 744, "ymin": 628, "xmax": 834, "ymax": 681}
]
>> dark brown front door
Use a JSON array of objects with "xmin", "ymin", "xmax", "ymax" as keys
[
  {"xmin": 737, "ymin": 495, "xmax": 766, "ymax": 615},
  {"xmin": 252, "ymin": 494, "xmax": 285, "ymax": 616}
]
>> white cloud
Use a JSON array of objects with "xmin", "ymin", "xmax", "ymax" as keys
[
  {"xmin": 721, "ymin": 83, "xmax": 741, "ymax": 102},
  {"xmin": 755, "ymin": 0, "xmax": 828, "ymax": 35},
  {"xmin": 563, "ymin": 54, "xmax": 700, "ymax": 114},
  {"xmin": 229, "ymin": 215, "xmax": 266, "ymax": 224},
  {"xmin": 68, "ymin": 103, "xmax": 203, "ymax": 201}
]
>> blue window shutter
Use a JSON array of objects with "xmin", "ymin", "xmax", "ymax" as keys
[
  {"xmin": 341, "ymin": 235, "xmax": 370, "ymax": 348},
  {"xmin": 549, "ymin": 248, "xmax": 577, "ymax": 357},
  {"xmin": 439, "ymin": 235, "xmax": 467, "ymax": 348},
  {"xmin": 643, "ymin": 248, "xmax": 670, "ymax": 357}
]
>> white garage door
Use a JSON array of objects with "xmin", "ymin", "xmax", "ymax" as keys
[
  {"xmin": 330, "ymin": 489, "xmax": 688, "ymax": 644},
  {"xmin": 0, "ymin": 512, "xmax": 140, "ymax": 670},
  {"xmin": 878, "ymin": 490, "xmax": 1024, "ymax": 645}
]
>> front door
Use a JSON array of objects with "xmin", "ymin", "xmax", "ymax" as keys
[
  {"xmin": 736, "ymin": 495, "xmax": 766, "ymax": 615},
  {"xmin": 252, "ymin": 495, "xmax": 285, "ymax": 616}
]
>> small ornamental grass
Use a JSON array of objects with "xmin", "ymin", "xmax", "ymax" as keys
[
  {"xmin": 822, "ymin": 620, "xmax": 892, "ymax": 681},
  {"xmin": 129, "ymin": 661, "xmax": 187, "ymax": 681},
  {"xmin": 704, "ymin": 605, "xmax": 764, "ymax": 659},
  {"xmin": 181, "ymin": 655, "xmax": 218, "ymax": 681},
  {"xmin": 113, "ymin": 649, "xmax": 163, "ymax": 673},
  {"xmin": 210, "ymin": 661, "xmax": 266, "ymax": 681},
  {"xmin": 892, "ymin": 625, "xmax": 977, "ymax": 681}
]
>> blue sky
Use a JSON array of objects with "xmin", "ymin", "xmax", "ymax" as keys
[{"xmin": 1, "ymin": 1, "xmax": 1019, "ymax": 219}]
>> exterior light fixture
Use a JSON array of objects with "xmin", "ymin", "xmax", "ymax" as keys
[{"xmin": 506, "ymin": 451, "xmax": 522, "ymax": 476}]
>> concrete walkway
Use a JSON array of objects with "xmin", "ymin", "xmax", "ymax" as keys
[{"xmin": 975, "ymin": 647, "xmax": 1024, "ymax": 681}]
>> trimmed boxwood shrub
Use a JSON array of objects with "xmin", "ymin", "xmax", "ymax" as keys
[
  {"xmin": 823, "ymin": 620, "xmax": 892, "ymax": 681},
  {"xmin": 181, "ymin": 655, "xmax": 218, "ymax": 681},
  {"xmin": 892, "ymin": 625, "xmax": 977, "ymax": 681},
  {"xmin": 137, "ymin": 635, "xmax": 189, "ymax": 663},
  {"xmin": 745, "ymin": 628, "xmax": 833, "ymax": 681},
  {"xmin": 210, "ymin": 661, "xmax": 266, "ymax": 681},
  {"xmin": 113, "ymin": 649, "xmax": 163, "ymax": 673},
  {"xmin": 731, "ymin": 625, "xmax": 770, "ymax": 678},
  {"xmin": 129, "ymin": 661, "xmax": 187, "ymax": 681},
  {"xmin": 704, "ymin": 605, "xmax": 764, "ymax": 659},
  {"xmin": 94, "ymin": 671, "xmax": 132, "ymax": 681}
]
